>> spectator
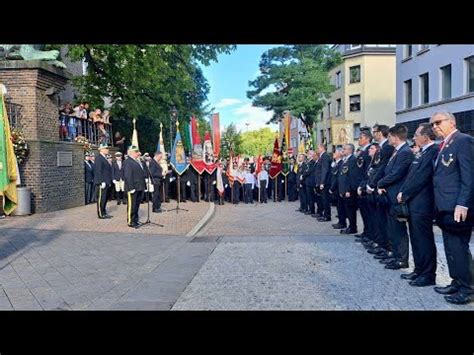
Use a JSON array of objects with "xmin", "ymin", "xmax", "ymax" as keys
[
  {"xmin": 114, "ymin": 132, "xmax": 126, "ymax": 155},
  {"xmin": 59, "ymin": 102, "xmax": 72, "ymax": 141}
]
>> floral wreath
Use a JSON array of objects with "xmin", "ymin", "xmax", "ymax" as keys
[
  {"xmin": 74, "ymin": 135, "xmax": 92, "ymax": 154},
  {"xmin": 11, "ymin": 128, "xmax": 29, "ymax": 165}
]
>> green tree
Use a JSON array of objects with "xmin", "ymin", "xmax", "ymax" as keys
[
  {"xmin": 247, "ymin": 45, "xmax": 342, "ymax": 141},
  {"xmin": 221, "ymin": 123, "xmax": 243, "ymax": 158},
  {"xmin": 66, "ymin": 44, "xmax": 236, "ymax": 153},
  {"xmin": 240, "ymin": 127, "xmax": 277, "ymax": 157}
]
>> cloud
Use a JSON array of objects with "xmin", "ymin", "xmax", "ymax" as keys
[
  {"xmin": 214, "ymin": 98, "xmax": 242, "ymax": 108},
  {"xmin": 231, "ymin": 103, "xmax": 276, "ymax": 132}
]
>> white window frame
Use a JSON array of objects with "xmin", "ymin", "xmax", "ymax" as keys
[
  {"xmin": 465, "ymin": 55, "xmax": 474, "ymax": 94},
  {"xmin": 419, "ymin": 73, "xmax": 429, "ymax": 105},
  {"xmin": 404, "ymin": 79, "xmax": 412, "ymax": 109},
  {"xmin": 440, "ymin": 64, "xmax": 452, "ymax": 100}
]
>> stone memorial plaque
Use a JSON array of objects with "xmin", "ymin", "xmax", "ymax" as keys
[{"xmin": 57, "ymin": 151, "xmax": 72, "ymax": 167}]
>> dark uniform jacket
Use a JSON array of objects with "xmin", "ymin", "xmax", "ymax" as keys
[
  {"xmin": 357, "ymin": 145, "xmax": 372, "ymax": 190},
  {"xmin": 338, "ymin": 155, "xmax": 359, "ymax": 195},
  {"xmin": 330, "ymin": 159, "xmax": 343, "ymax": 193},
  {"xmin": 433, "ymin": 130, "xmax": 474, "ymax": 212},
  {"xmin": 187, "ymin": 166, "xmax": 199, "ymax": 184},
  {"xmin": 112, "ymin": 160, "xmax": 125, "ymax": 181},
  {"xmin": 399, "ymin": 143, "xmax": 438, "ymax": 215},
  {"xmin": 377, "ymin": 143, "xmax": 414, "ymax": 205},
  {"xmin": 287, "ymin": 165, "xmax": 297, "ymax": 184},
  {"xmin": 303, "ymin": 159, "xmax": 317, "ymax": 187},
  {"xmin": 93, "ymin": 154, "xmax": 112, "ymax": 186},
  {"xmin": 296, "ymin": 161, "xmax": 306, "ymax": 189},
  {"xmin": 124, "ymin": 158, "xmax": 146, "ymax": 192},
  {"xmin": 368, "ymin": 140, "xmax": 394, "ymax": 189},
  {"xmin": 315, "ymin": 152, "xmax": 331, "ymax": 186},
  {"xmin": 148, "ymin": 159, "xmax": 163, "ymax": 184},
  {"xmin": 84, "ymin": 160, "xmax": 94, "ymax": 183}
]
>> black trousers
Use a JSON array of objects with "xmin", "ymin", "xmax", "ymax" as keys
[
  {"xmin": 376, "ymin": 197, "xmax": 391, "ymax": 250},
  {"xmin": 267, "ymin": 179, "xmax": 273, "ymax": 199},
  {"xmin": 189, "ymin": 182, "xmax": 198, "ymax": 202},
  {"xmin": 244, "ymin": 184, "xmax": 253, "ymax": 203},
  {"xmin": 152, "ymin": 182, "xmax": 161, "ymax": 210},
  {"xmin": 366, "ymin": 194, "xmax": 379, "ymax": 242},
  {"xmin": 299, "ymin": 186, "xmax": 307, "ymax": 211},
  {"xmin": 232, "ymin": 183, "xmax": 240, "ymax": 203},
  {"xmin": 408, "ymin": 212, "xmax": 437, "ymax": 279},
  {"xmin": 127, "ymin": 190, "xmax": 143, "ymax": 225},
  {"xmin": 305, "ymin": 185, "xmax": 315, "ymax": 214},
  {"xmin": 203, "ymin": 176, "xmax": 214, "ymax": 201},
  {"xmin": 288, "ymin": 181, "xmax": 297, "ymax": 201},
  {"xmin": 343, "ymin": 193, "xmax": 357, "ymax": 231},
  {"xmin": 274, "ymin": 178, "xmax": 284, "ymax": 201},
  {"xmin": 315, "ymin": 193, "xmax": 323, "ymax": 215},
  {"xmin": 96, "ymin": 184, "xmax": 109, "ymax": 218},
  {"xmin": 437, "ymin": 211, "xmax": 474, "ymax": 294},
  {"xmin": 178, "ymin": 178, "xmax": 187, "ymax": 201},
  {"xmin": 387, "ymin": 206, "xmax": 409, "ymax": 264},
  {"xmin": 162, "ymin": 177, "xmax": 170, "ymax": 202},
  {"xmin": 336, "ymin": 194, "xmax": 347, "ymax": 227},
  {"xmin": 85, "ymin": 182, "xmax": 94, "ymax": 204},
  {"xmin": 320, "ymin": 187, "xmax": 331, "ymax": 218},
  {"xmin": 259, "ymin": 180, "xmax": 267, "ymax": 202},
  {"xmin": 358, "ymin": 196, "xmax": 372, "ymax": 239}
]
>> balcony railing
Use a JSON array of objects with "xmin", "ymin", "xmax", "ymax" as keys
[
  {"xmin": 5, "ymin": 96, "xmax": 23, "ymax": 130},
  {"xmin": 59, "ymin": 114, "xmax": 114, "ymax": 146}
]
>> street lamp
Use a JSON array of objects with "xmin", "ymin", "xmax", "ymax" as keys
[{"xmin": 170, "ymin": 106, "xmax": 178, "ymax": 153}]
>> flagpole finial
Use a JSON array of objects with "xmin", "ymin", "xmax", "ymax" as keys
[
  {"xmin": 176, "ymin": 120, "xmax": 180, "ymax": 130},
  {"xmin": 160, "ymin": 122, "xmax": 163, "ymax": 130}
]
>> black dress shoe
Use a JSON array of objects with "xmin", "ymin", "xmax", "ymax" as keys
[
  {"xmin": 445, "ymin": 292, "xmax": 473, "ymax": 305},
  {"xmin": 317, "ymin": 217, "xmax": 331, "ymax": 222},
  {"xmin": 409, "ymin": 276, "xmax": 436, "ymax": 287},
  {"xmin": 332, "ymin": 223, "xmax": 346, "ymax": 229},
  {"xmin": 400, "ymin": 272, "xmax": 418, "ymax": 280},
  {"xmin": 128, "ymin": 223, "xmax": 139, "ymax": 228},
  {"xmin": 385, "ymin": 261, "xmax": 409, "ymax": 270},
  {"xmin": 434, "ymin": 285, "xmax": 460, "ymax": 295},
  {"xmin": 374, "ymin": 251, "xmax": 392, "ymax": 259},
  {"xmin": 379, "ymin": 257, "xmax": 396, "ymax": 264},
  {"xmin": 367, "ymin": 247, "xmax": 385, "ymax": 255},
  {"xmin": 295, "ymin": 209, "xmax": 303, "ymax": 212},
  {"xmin": 304, "ymin": 211, "xmax": 312, "ymax": 215},
  {"xmin": 103, "ymin": 215, "xmax": 113, "ymax": 219},
  {"xmin": 340, "ymin": 228, "xmax": 357, "ymax": 234},
  {"xmin": 117, "ymin": 201, "xmax": 121, "ymax": 205},
  {"xmin": 354, "ymin": 234, "xmax": 366, "ymax": 239},
  {"xmin": 355, "ymin": 237, "xmax": 369, "ymax": 243}
]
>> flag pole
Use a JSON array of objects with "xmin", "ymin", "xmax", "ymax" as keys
[
  {"xmin": 198, "ymin": 174, "xmax": 201, "ymax": 202},
  {"xmin": 285, "ymin": 175, "xmax": 288, "ymax": 201}
]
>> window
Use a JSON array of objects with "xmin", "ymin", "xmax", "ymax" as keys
[
  {"xmin": 404, "ymin": 79, "xmax": 412, "ymax": 108},
  {"xmin": 466, "ymin": 56, "xmax": 474, "ymax": 93},
  {"xmin": 350, "ymin": 45, "xmax": 361, "ymax": 49},
  {"xmin": 404, "ymin": 45, "xmax": 413, "ymax": 59},
  {"xmin": 349, "ymin": 66, "xmax": 361, "ymax": 83},
  {"xmin": 327, "ymin": 128, "xmax": 332, "ymax": 143},
  {"xmin": 419, "ymin": 73, "xmax": 429, "ymax": 104},
  {"xmin": 440, "ymin": 64, "xmax": 452, "ymax": 99},
  {"xmin": 349, "ymin": 95, "xmax": 361, "ymax": 112},
  {"xmin": 320, "ymin": 129, "xmax": 325, "ymax": 143},
  {"xmin": 327, "ymin": 102, "xmax": 331, "ymax": 118},
  {"xmin": 354, "ymin": 123, "xmax": 361, "ymax": 139},
  {"xmin": 419, "ymin": 44, "xmax": 429, "ymax": 51},
  {"xmin": 336, "ymin": 98, "xmax": 342, "ymax": 116},
  {"xmin": 335, "ymin": 71, "xmax": 342, "ymax": 89},
  {"xmin": 320, "ymin": 112, "xmax": 324, "ymax": 121}
]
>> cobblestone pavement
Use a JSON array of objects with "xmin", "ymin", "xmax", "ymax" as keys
[
  {"xmin": 0, "ymin": 200, "xmax": 208, "ymax": 236},
  {"xmin": 172, "ymin": 201, "xmax": 474, "ymax": 310}
]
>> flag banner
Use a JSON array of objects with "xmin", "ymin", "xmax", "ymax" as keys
[
  {"xmin": 216, "ymin": 163, "xmax": 224, "ymax": 196},
  {"xmin": 269, "ymin": 137, "xmax": 282, "ymax": 178},
  {"xmin": 191, "ymin": 116, "xmax": 202, "ymax": 160},
  {"xmin": 281, "ymin": 133, "xmax": 290, "ymax": 176},
  {"xmin": 181, "ymin": 119, "xmax": 192, "ymax": 155},
  {"xmin": 203, "ymin": 131, "xmax": 216, "ymax": 174},
  {"xmin": 226, "ymin": 148, "xmax": 235, "ymax": 186},
  {"xmin": 211, "ymin": 113, "xmax": 221, "ymax": 158},
  {"xmin": 188, "ymin": 122, "xmax": 193, "ymax": 151},
  {"xmin": 170, "ymin": 124, "xmax": 189, "ymax": 176},
  {"xmin": 0, "ymin": 93, "xmax": 18, "ymax": 215},
  {"xmin": 255, "ymin": 154, "xmax": 263, "ymax": 176},
  {"xmin": 157, "ymin": 123, "xmax": 168, "ymax": 175},
  {"xmin": 131, "ymin": 118, "xmax": 139, "ymax": 149}
]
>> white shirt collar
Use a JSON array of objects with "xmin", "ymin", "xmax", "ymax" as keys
[
  {"xmin": 380, "ymin": 138, "xmax": 388, "ymax": 147},
  {"xmin": 360, "ymin": 144, "xmax": 370, "ymax": 151},
  {"xmin": 395, "ymin": 142, "xmax": 406, "ymax": 151},
  {"xmin": 442, "ymin": 129, "xmax": 458, "ymax": 143},
  {"xmin": 422, "ymin": 142, "xmax": 435, "ymax": 152}
]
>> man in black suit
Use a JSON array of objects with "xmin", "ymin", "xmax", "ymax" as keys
[
  {"xmin": 112, "ymin": 152, "xmax": 126, "ymax": 205},
  {"xmin": 330, "ymin": 147, "xmax": 346, "ymax": 229},
  {"xmin": 377, "ymin": 125, "xmax": 414, "ymax": 270},
  {"xmin": 430, "ymin": 111, "xmax": 474, "ymax": 305},
  {"xmin": 187, "ymin": 164, "xmax": 199, "ymax": 202},
  {"xmin": 303, "ymin": 150, "xmax": 317, "ymax": 216},
  {"xmin": 93, "ymin": 144, "xmax": 113, "ymax": 219},
  {"xmin": 124, "ymin": 145, "xmax": 146, "ymax": 228},
  {"xmin": 397, "ymin": 123, "xmax": 438, "ymax": 287},
  {"xmin": 148, "ymin": 150, "xmax": 163, "ymax": 212},
  {"xmin": 89, "ymin": 153, "xmax": 97, "ymax": 203},
  {"xmin": 366, "ymin": 125, "xmax": 395, "ymax": 258},
  {"xmin": 338, "ymin": 144, "xmax": 359, "ymax": 234},
  {"xmin": 296, "ymin": 153, "xmax": 307, "ymax": 213},
  {"xmin": 355, "ymin": 130, "xmax": 373, "ymax": 241},
  {"xmin": 84, "ymin": 153, "xmax": 94, "ymax": 204},
  {"xmin": 315, "ymin": 144, "xmax": 332, "ymax": 221}
]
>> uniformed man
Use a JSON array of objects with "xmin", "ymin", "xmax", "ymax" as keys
[
  {"xmin": 89, "ymin": 153, "xmax": 97, "ymax": 203},
  {"xmin": 397, "ymin": 123, "xmax": 438, "ymax": 287},
  {"xmin": 112, "ymin": 152, "xmax": 126, "ymax": 205},
  {"xmin": 287, "ymin": 156, "xmax": 298, "ymax": 201},
  {"xmin": 93, "ymin": 143, "xmax": 113, "ymax": 219},
  {"xmin": 296, "ymin": 153, "xmax": 307, "ymax": 213},
  {"xmin": 430, "ymin": 111, "xmax": 474, "ymax": 304},
  {"xmin": 186, "ymin": 163, "xmax": 199, "ymax": 202},
  {"xmin": 124, "ymin": 145, "xmax": 146, "ymax": 228},
  {"xmin": 355, "ymin": 130, "xmax": 373, "ymax": 242},
  {"xmin": 232, "ymin": 162, "xmax": 242, "ymax": 204},
  {"xmin": 366, "ymin": 124, "xmax": 395, "ymax": 259},
  {"xmin": 377, "ymin": 124, "xmax": 414, "ymax": 270},
  {"xmin": 361, "ymin": 143, "xmax": 380, "ymax": 250},
  {"xmin": 315, "ymin": 144, "xmax": 332, "ymax": 221},
  {"xmin": 149, "ymin": 149, "xmax": 164, "ymax": 212},
  {"xmin": 312, "ymin": 151, "xmax": 324, "ymax": 216},
  {"xmin": 84, "ymin": 153, "xmax": 94, "ymax": 205},
  {"xmin": 329, "ymin": 147, "xmax": 346, "ymax": 229},
  {"xmin": 163, "ymin": 155, "xmax": 172, "ymax": 203},
  {"xmin": 338, "ymin": 144, "xmax": 359, "ymax": 234},
  {"xmin": 257, "ymin": 162, "xmax": 269, "ymax": 203},
  {"xmin": 303, "ymin": 150, "xmax": 317, "ymax": 216},
  {"xmin": 243, "ymin": 167, "xmax": 255, "ymax": 204},
  {"xmin": 203, "ymin": 169, "xmax": 216, "ymax": 202}
]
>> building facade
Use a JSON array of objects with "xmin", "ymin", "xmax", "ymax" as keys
[
  {"xmin": 396, "ymin": 45, "xmax": 474, "ymax": 136},
  {"xmin": 278, "ymin": 114, "xmax": 309, "ymax": 156},
  {"xmin": 316, "ymin": 44, "xmax": 397, "ymax": 151}
]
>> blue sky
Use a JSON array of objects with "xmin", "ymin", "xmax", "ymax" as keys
[{"xmin": 200, "ymin": 45, "xmax": 280, "ymax": 133}]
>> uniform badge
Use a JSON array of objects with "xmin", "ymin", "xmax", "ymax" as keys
[
  {"xmin": 342, "ymin": 166, "xmax": 349, "ymax": 174},
  {"xmin": 441, "ymin": 153, "xmax": 454, "ymax": 167},
  {"xmin": 357, "ymin": 157, "xmax": 364, "ymax": 168},
  {"xmin": 374, "ymin": 155, "xmax": 380, "ymax": 165}
]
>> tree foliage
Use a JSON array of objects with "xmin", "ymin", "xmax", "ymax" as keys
[
  {"xmin": 247, "ymin": 45, "xmax": 342, "ymax": 133},
  {"xmin": 220, "ymin": 123, "xmax": 243, "ymax": 158},
  {"xmin": 240, "ymin": 127, "xmax": 277, "ymax": 157},
  {"xmin": 65, "ymin": 44, "xmax": 235, "ymax": 153}
]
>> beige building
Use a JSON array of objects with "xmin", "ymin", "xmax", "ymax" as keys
[{"xmin": 316, "ymin": 44, "xmax": 397, "ymax": 151}]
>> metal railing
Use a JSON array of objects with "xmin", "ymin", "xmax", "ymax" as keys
[
  {"xmin": 5, "ymin": 96, "xmax": 23, "ymax": 130},
  {"xmin": 58, "ymin": 114, "xmax": 114, "ymax": 146}
]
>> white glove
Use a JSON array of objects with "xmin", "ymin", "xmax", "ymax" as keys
[
  {"xmin": 112, "ymin": 179, "xmax": 117, "ymax": 184},
  {"xmin": 101, "ymin": 182, "xmax": 106, "ymax": 189},
  {"xmin": 130, "ymin": 189, "xmax": 136, "ymax": 194},
  {"xmin": 170, "ymin": 177, "xmax": 173, "ymax": 182},
  {"xmin": 212, "ymin": 181, "xmax": 216, "ymax": 185},
  {"xmin": 145, "ymin": 178, "xmax": 149, "ymax": 184},
  {"xmin": 281, "ymin": 180, "xmax": 284, "ymax": 184},
  {"xmin": 225, "ymin": 184, "xmax": 228, "ymax": 188},
  {"xmin": 187, "ymin": 181, "xmax": 191, "ymax": 186}
]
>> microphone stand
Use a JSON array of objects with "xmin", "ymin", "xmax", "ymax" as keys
[
  {"xmin": 140, "ymin": 162, "xmax": 164, "ymax": 227},
  {"xmin": 165, "ymin": 170, "xmax": 188, "ymax": 214}
]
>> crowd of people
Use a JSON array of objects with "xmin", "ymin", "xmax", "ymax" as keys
[
  {"xmin": 59, "ymin": 101, "xmax": 112, "ymax": 145},
  {"xmin": 86, "ymin": 110, "xmax": 473, "ymax": 305}
]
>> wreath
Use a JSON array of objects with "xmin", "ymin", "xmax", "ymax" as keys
[
  {"xmin": 74, "ymin": 135, "xmax": 92, "ymax": 154},
  {"xmin": 11, "ymin": 128, "xmax": 29, "ymax": 165}
]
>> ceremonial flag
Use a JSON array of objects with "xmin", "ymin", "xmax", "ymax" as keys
[
  {"xmin": 216, "ymin": 162, "xmax": 224, "ymax": 196},
  {"xmin": 226, "ymin": 148, "xmax": 234, "ymax": 186},
  {"xmin": 170, "ymin": 121, "xmax": 189, "ymax": 176},
  {"xmin": 269, "ymin": 137, "xmax": 282, "ymax": 178},
  {"xmin": 188, "ymin": 121, "xmax": 193, "ymax": 150},
  {"xmin": 157, "ymin": 123, "xmax": 168, "ymax": 175},
  {"xmin": 0, "ymin": 92, "xmax": 18, "ymax": 215},
  {"xmin": 211, "ymin": 113, "xmax": 221, "ymax": 158},
  {"xmin": 181, "ymin": 119, "xmax": 192, "ymax": 155},
  {"xmin": 202, "ymin": 131, "xmax": 216, "ymax": 174},
  {"xmin": 131, "ymin": 118, "xmax": 139, "ymax": 150},
  {"xmin": 281, "ymin": 119, "xmax": 290, "ymax": 176},
  {"xmin": 191, "ymin": 116, "xmax": 202, "ymax": 160},
  {"xmin": 255, "ymin": 154, "xmax": 263, "ymax": 175}
]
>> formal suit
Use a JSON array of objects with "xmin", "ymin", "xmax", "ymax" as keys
[
  {"xmin": 303, "ymin": 159, "xmax": 317, "ymax": 214},
  {"xmin": 203, "ymin": 170, "xmax": 216, "ymax": 202},
  {"xmin": 330, "ymin": 159, "xmax": 346, "ymax": 227},
  {"xmin": 187, "ymin": 166, "xmax": 199, "ymax": 202},
  {"xmin": 433, "ymin": 130, "xmax": 474, "ymax": 295},
  {"xmin": 287, "ymin": 165, "xmax": 298, "ymax": 201},
  {"xmin": 357, "ymin": 145, "xmax": 373, "ymax": 239},
  {"xmin": 84, "ymin": 160, "xmax": 94, "ymax": 204},
  {"xmin": 124, "ymin": 157, "xmax": 146, "ymax": 226},
  {"xmin": 93, "ymin": 153, "xmax": 113, "ymax": 218},
  {"xmin": 338, "ymin": 155, "xmax": 359, "ymax": 231},
  {"xmin": 297, "ymin": 161, "xmax": 307, "ymax": 211},
  {"xmin": 148, "ymin": 159, "xmax": 163, "ymax": 210},
  {"xmin": 112, "ymin": 160, "xmax": 126, "ymax": 204},
  {"xmin": 377, "ymin": 142, "xmax": 414, "ymax": 265},
  {"xmin": 399, "ymin": 143, "xmax": 438, "ymax": 280}
]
